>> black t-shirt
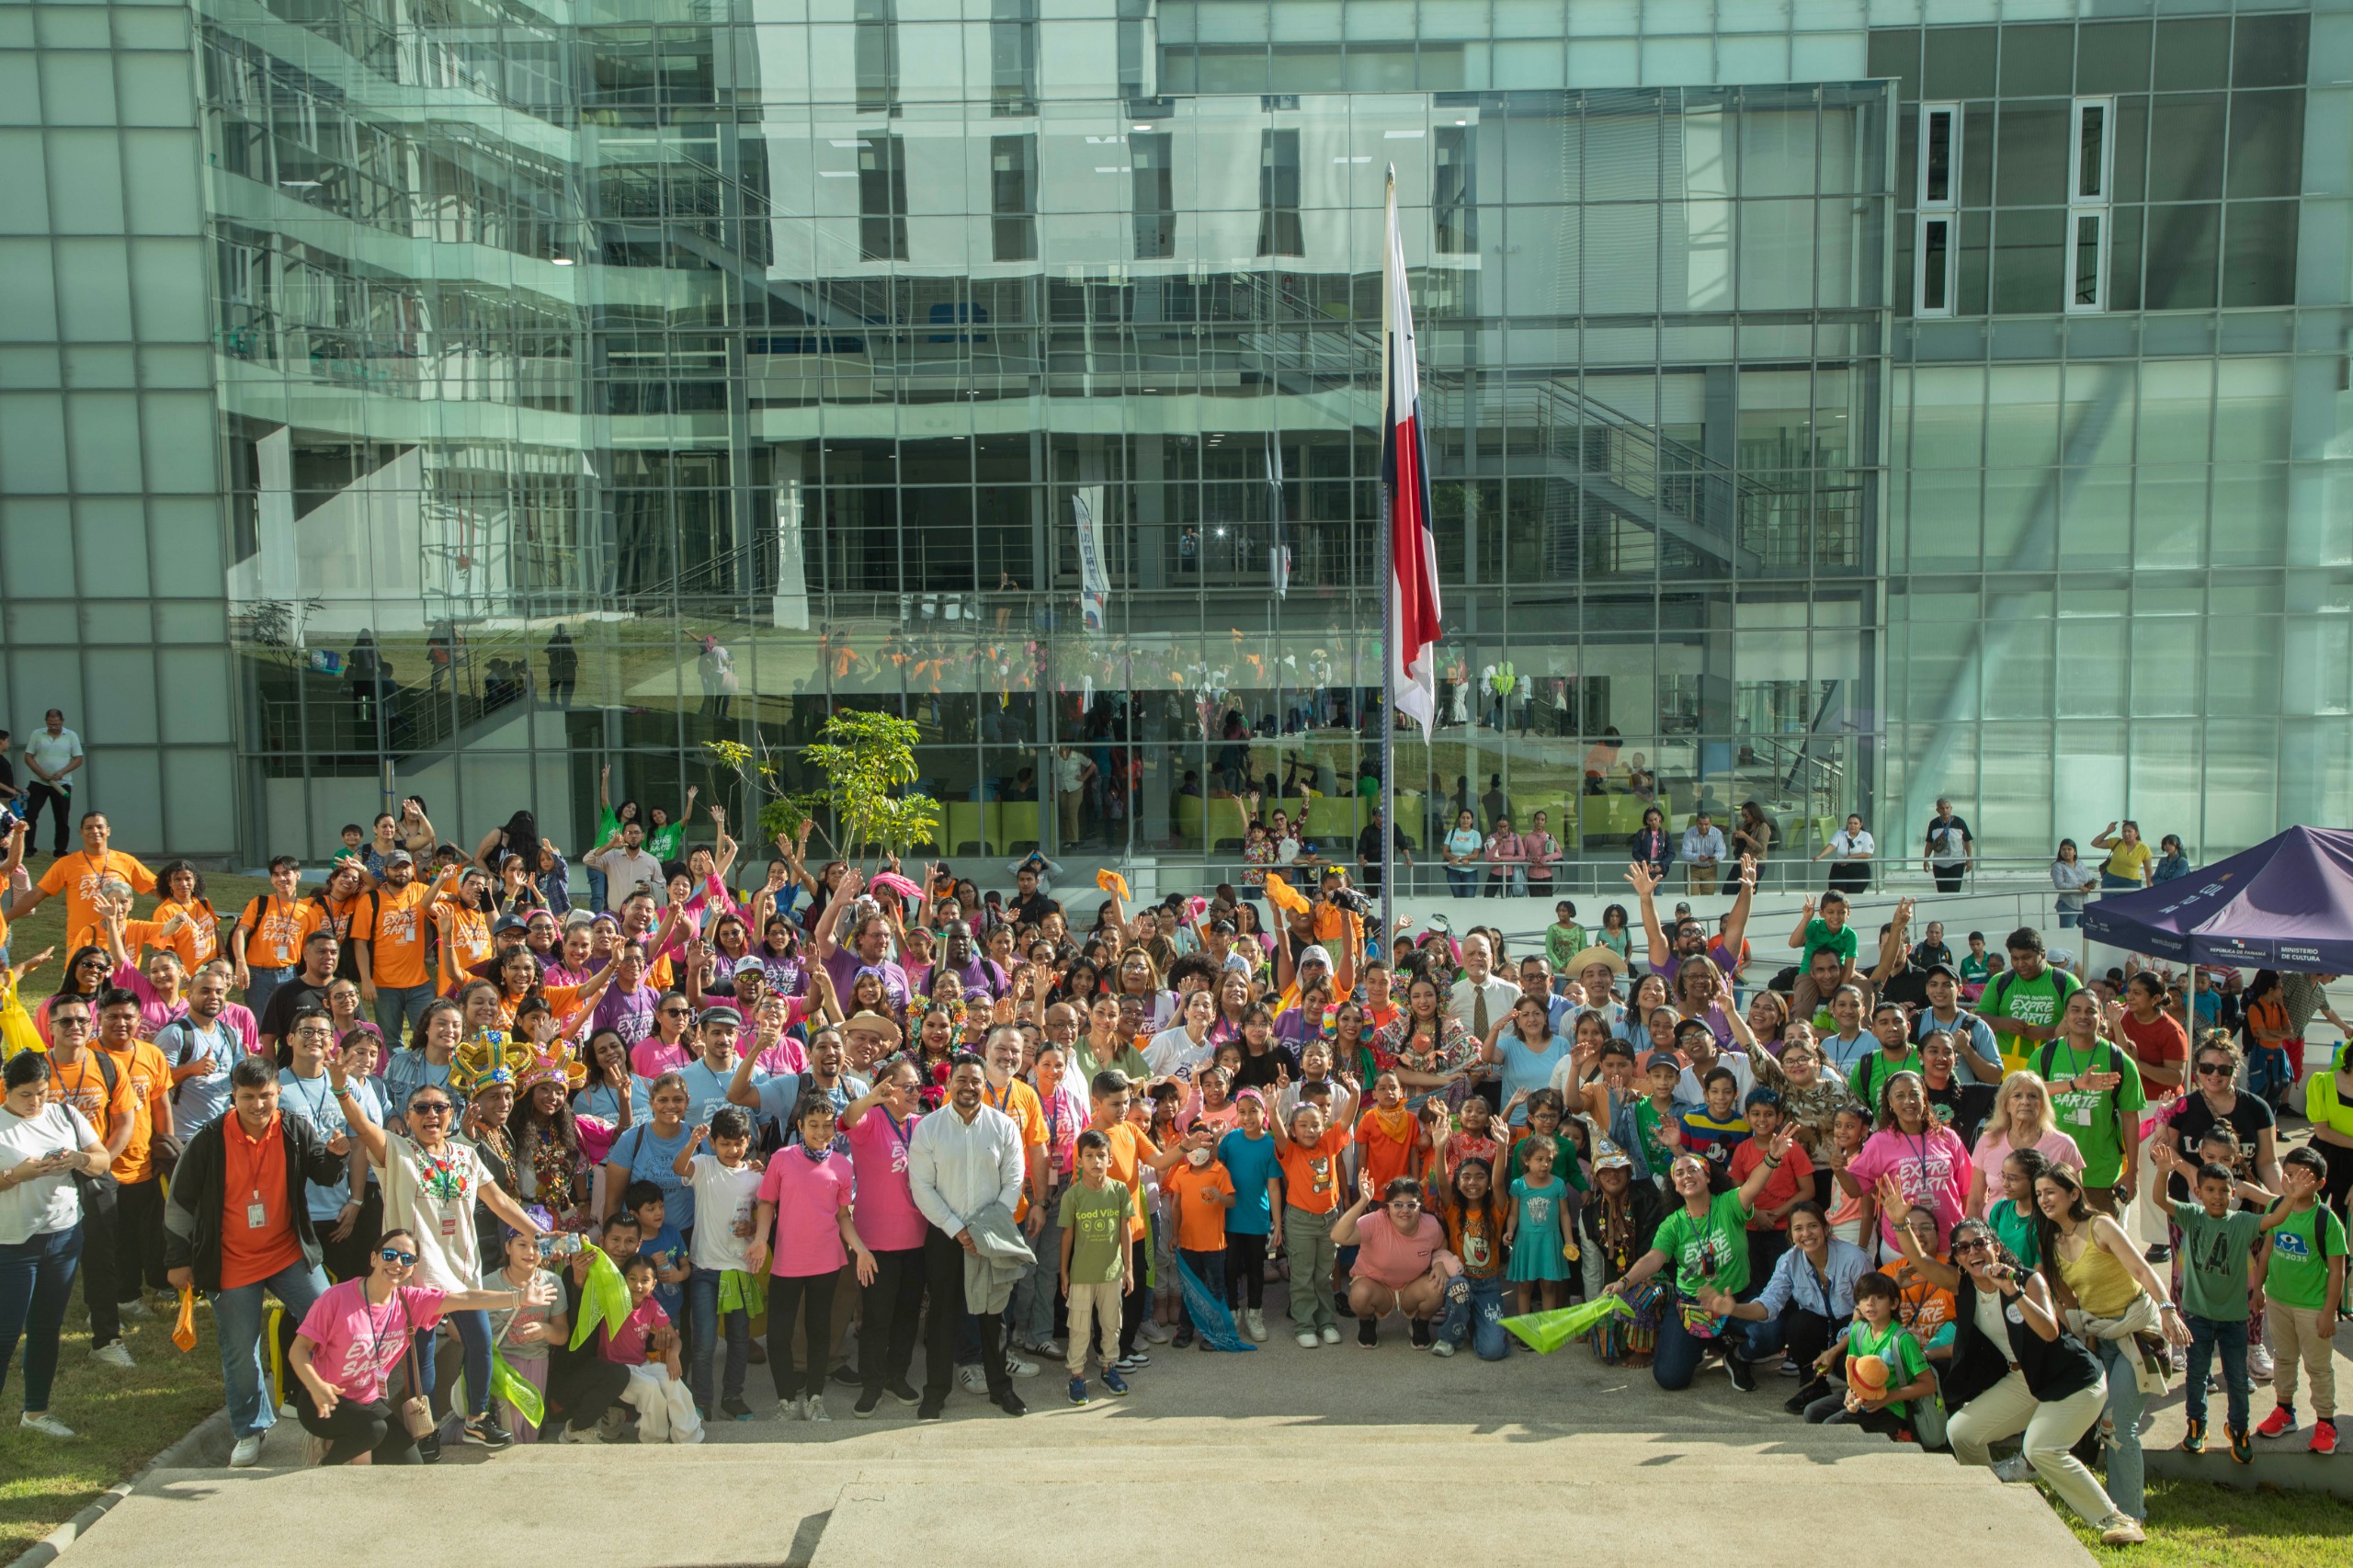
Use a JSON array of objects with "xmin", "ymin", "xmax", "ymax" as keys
[
  {"xmin": 1357, "ymin": 822, "xmax": 1409, "ymax": 863},
  {"xmin": 1924, "ymin": 813, "xmax": 1973, "ymax": 860},
  {"xmin": 1912, "ymin": 940, "xmax": 1954, "ymax": 972},
  {"xmin": 258, "ymin": 978, "xmax": 335, "ymax": 1051},
  {"xmin": 0, "ymin": 755, "xmax": 15, "ymax": 799},
  {"xmin": 1009, "ymin": 892, "xmax": 1061, "ymax": 927},
  {"xmin": 2164, "ymin": 1090, "xmax": 2276, "ymax": 1201},
  {"xmin": 1881, "ymin": 966, "xmax": 1930, "ymax": 1011},
  {"xmin": 1229, "ymin": 1042, "xmax": 1300, "ymax": 1094},
  {"xmin": 1924, "ymin": 1076, "xmax": 1999, "ymax": 1151}
]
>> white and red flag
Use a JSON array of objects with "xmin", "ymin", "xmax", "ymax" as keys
[{"xmin": 1381, "ymin": 169, "xmax": 1441, "ymax": 739}]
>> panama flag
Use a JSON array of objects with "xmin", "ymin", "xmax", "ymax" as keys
[{"xmin": 1381, "ymin": 169, "xmax": 1441, "ymax": 739}]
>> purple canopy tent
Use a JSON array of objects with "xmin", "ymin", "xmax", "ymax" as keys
[{"xmin": 2078, "ymin": 825, "xmax": 2353, "ymax": 974}]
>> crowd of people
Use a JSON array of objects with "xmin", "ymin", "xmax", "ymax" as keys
[{"xmin": 0, "ymin": 794, "xmax": 2344, "ymax": 1549}]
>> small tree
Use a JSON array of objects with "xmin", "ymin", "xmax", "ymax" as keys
[{"xmin": 704, "ymin": 710, "xmax": 939, "ymax": 873}]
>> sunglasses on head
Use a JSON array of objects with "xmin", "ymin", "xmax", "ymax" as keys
[{"xmin": 379, "ymin": 1247, "xmax": 417, "ymax": 1265}]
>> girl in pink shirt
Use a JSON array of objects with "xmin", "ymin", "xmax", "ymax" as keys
[{"xmin": 749, "ymin": 1097, "xmax": 877, "ymax": 1418}]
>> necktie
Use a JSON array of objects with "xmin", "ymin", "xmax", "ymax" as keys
[{"xmin": 1472, "ymin": 987, "xmax": 1489, "ymax": 1040}]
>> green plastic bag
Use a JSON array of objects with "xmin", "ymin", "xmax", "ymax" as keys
[
  {"xmin": 1501, "ymin": 1293, "xmax": 1631, "ymax": 1355},
  {"xmin": 567, "ymin": 1243, "xmax": 632, "ymax": 1353},
  {"xmin": 488, "ymin": 1350, "xmax": 544, "ymax": 1428}
]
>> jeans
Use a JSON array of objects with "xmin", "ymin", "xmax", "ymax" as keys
[
  {"xmin": 2185, "ymin": 1314, "xmax": 2250, "ymax": 1432},
  {"xmin": 113, "ymin": 1176, "xmax": 167, "ymax": 1301},
  {"xmin": 1444, "ymin": 868, "xmax": 1481, "ymax": 899},
  {"xmin": 2092, "ymin": 1334, "xmax": 2148, "ymax": 1521},
  {"xmin": 1483, "ymin": 868, "xmax": 1525, "ymax": 898},
  {"xmin": 414, "ymin": 1308, "xmax": 494, "ymax": 1418},
  {"xmin": 245, "ymin": 966, "xmax": 298, "ymax": 1025},
  {"xmin": 213, "ymin": 1259, "xmax": 328, "ymax": 1438},
  {"xmin": 1738, "ymin": 1304, "xmax": 1834, "ymax": 1376},
  {"xmin": 585, "ymin": 864, "xmax": 608, "ymax": 916},
  {"xmin": 1653, "ymin": 1301, "xmax": 1712, "ymax": 1391},
  {"xmin": 0, "ymin": 1225, "xmax": 82, "ymax": 1414},
  {"xmin": 1932, "ymin": 863, "xmax": 1967, "ymax": 893},
  {"xmin": 685, "ymin": 1267, "xmax": 748, "ymax": 1412},
  {"xmin": 1437, "ymin": 1274, "xmax": 1510, "ymax": 1360},
  {"xmin": 372, "ymin": 983, "xmax": 436, "ymax": 1042}
]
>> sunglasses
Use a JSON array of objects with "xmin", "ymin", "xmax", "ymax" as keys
[
  {"xmin": 410, "ymin": 1102, "xmax": 453, "ymax": 1116},
  {"xmin": 379, "ymin": 1248, "xmax": 417, "ymax": 1265},
  {"xmin": 2196, "ymin": 1062, "xmax": 2234, "ymax": 1076},
  {"xmin": 1387, "ymin": 1199, "xmax": 1422, "ymax": 1210},
  {"xmin": 1952, "ymin": 1237, "xmax": 1991, "ymax": 1254},
  {"xmin": 660, "ymin": 1006, "xmax": 690, "ymax": 1017}
]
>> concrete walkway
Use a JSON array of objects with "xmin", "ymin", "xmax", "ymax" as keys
[{"xmin": 57, "ymin": 1306, "xmax": 2093, "ymax": 1568}]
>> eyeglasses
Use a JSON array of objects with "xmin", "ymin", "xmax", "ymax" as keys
[
  {"xmin": 2196, "ymin": 1062, "xmax": 2234, "ymax": 1077},
  {"xmin": 1387, "ymin": 1199, "xmax": 1422, "ymax": 1210},
  {"xmin": 410, "ymin": 1102, "xmax": 453, "ymax": 1116},
  {"xmin": 378, "ymin": 1248, "xmax": 417, "ymax": 1265}
]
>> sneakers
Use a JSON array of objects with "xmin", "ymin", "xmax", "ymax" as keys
[
  {"xmin": 884, "ymin": 1380, "xmax": 921, "ymax": 1406},
  {"xmin": 2249, "ymin": 1345, "xmax": 2277, "ymax": 1381},
  {"xmin": 2229, "ymin": 1424, "xmax": 2253, "ymax": 1464},
  {"xmin": 829, "ymin": 1363, "xmax": 859, "ymax": 1387},
  {"xmin": 464, "ymin": 1412, "xmax": 513, "ymax": 1449},
  {"xmin": 2143, "ymin": 1243, "xmax": 2172, "ymax": 1265},
  {"xmin": 91, "ymin": 1342, "xmax": 134, "ymax": 1369},
  {"xmin": 804, "ymin": 1396, "xmax": 831, "ymax": 1424},
  {"xmin": 1140, "ymin": 1320, "xmax": 1173, "ymax": 1345},
  {"xmin": 1785, "ymin": 1381, "xmax": 1829, "ymax": 1415},
  {"xmin": 1244, "ymin": 1308, "xmax": 1267, "ymax": 1343},
  {"xmin": 557, "ymin": 1422, "xmax": 604, "ymax": 1444},
  {"xmin": 2311, "ymin": 1418, "xmax": 2338, "ymax": 1456},
  {"xmin": 1991, "ymin": 1455, "xmax": 2035, "ymax": 1483},
  {"xmin": 1027, "ymin": 1338, "xmax": 1065, "ymax": 1359},
  {"xmin": 2097, "ymin": 1515, "xmax": 2146, "ymax": 1547},
  {"xmin": 1113, "ymin": 1350, "xmax": 1150, "ymax": 1371},
  {"xmin": 916, "ymin": 1400, "xmax": 944, "ymax": 1421},
  {"xmin": 1409, "ymin": 1319, "xmax": 1433, "ymax": 1350},
  {"xmin": 1319, "ymin": 1325, "xmax": 1341, "ymax": 1346},
  {"xmin": 959, "ymin": 1364, "xmax": 992, "ymax": 1394},
  {"xmin": 722, "ymin": 1396, "xmax": 755, "ymax": 1422},
  {"xmin": 118, "ymin": 1298, "xmax": 155, "ymax": 1322},
  {"xmin": 2180, "ymin": 1417, "xmax": 2206, "ymax": 1455},
  {"xmin": 19, "ymin": 1412, "xmax": 75, "ymax": 1438},
  {"xmin": 1726, "ymin": 1355, "xmax": 1756, "ymax": 1394},
  {"xmin": 1067, "ymin": 1376, "xmax": 1089, "ymax": 1406},
  {"xmin": 229, "ymin": 1434, "xmax": 264, "ymax": 1468},
  {"xmin": 1779, "ymin": 1358, "xmax": 1802, "ymax": 1378},
  {"xmin": 1430, "ymin": 1338, "xmax": 1458, "ymax": 1358},
  {"xmin": 1358, "ymin": 1318, "xmax": 1380, "ymax": 1348},
  {"xmin": 1295, "ymin": 1329, "xmax": 1320, "ymax": 1349},
  {"xmin": 416, "ymin": 1431, "xmax": 442, "ymax": 1464},
  {"xmin": 1102, "ymin": 1369, "xmax": 1131, "ymax": 1396},
  {"xmin": 1171, "ymin": 1325, "xmax": 1195, "ymax": 1350},
  {"xmin": 1003, "ymin": 1348, "xmax": 1040, "ymax": 1379},
  {"xmin": 778, "ymin": 1396, "xmax": 807, "ymax": 1421},
  {"xmin": 2256, "ymin": 1404, "xmax": 2298, "ymax": 1438}
]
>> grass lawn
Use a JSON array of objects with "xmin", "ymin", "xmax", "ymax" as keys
[
  {"xmin": 3, "ymin": 867, "xmax": 271, "ymax": 1559},
  {"xmin": 2053, "ymin": 1477, "xmax": 2353, "ymax": 1567}
]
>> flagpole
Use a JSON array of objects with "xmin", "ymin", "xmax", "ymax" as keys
[{"xmin": 1377, "ymin": 165, "xmax": 1398, "ymax": 953}]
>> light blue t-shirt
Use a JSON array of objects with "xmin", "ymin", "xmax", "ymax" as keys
[
  {"xmin": 1495, "ymin": 1033, "xmax": 1571, "ymax": 1124},
  {"xmin": 609, "ymin": 1122, "xmax": 695, "ymax": 1232},
  {"xmin": 159, "ymin": 1016, "xmax": 240, "ymax": 1133},
  {"xmin": 276, "ymin": 1069, "xmax": 381, "ymax": 1221},
  {"xmin": 1216, "ymin": 1128, "xmax": 1282, "ymax": 1236}
]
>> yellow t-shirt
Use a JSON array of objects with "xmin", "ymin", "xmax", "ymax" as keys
[{"xmin": 2102, "ymin": 841, "xmax": 2154, "ymax": 882}]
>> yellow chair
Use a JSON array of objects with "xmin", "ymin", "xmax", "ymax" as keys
[
  {"xmin": 1173, "ymin": 792, "xmax": 1205, "ymax": 846},
  {"xmin": 1393, "ymin": 790, "xmax": 1425, "ymax": 852},
  {"xmin": 1000, "ymin": 800, "xmax": 1040, "ymax": 853},
  {"xmin": 1207, "ymin": 794, "xmax": 1251, "ymax": 851},
  {"xmin": 947, "ymin": 801, "xmax": 996, "ymax": 858}
]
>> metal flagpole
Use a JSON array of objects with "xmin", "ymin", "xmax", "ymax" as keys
[{"xmin": 1379, "ymin": 481, "xmax": 1396, "ymax": 955}]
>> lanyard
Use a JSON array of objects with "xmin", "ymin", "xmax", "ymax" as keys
[{"xmin": 879, "ymin": 1108, "xmax": 913, "ymax": 1153}]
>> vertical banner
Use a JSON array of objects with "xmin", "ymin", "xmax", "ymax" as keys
[{"xmin": 1074, "ymin": 484, "xmax": 1109, "ymax": 631}]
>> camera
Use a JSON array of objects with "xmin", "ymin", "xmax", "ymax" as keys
[{"xmin": 1327, "ymin": 886, "xmax": 1376, "ymax": 918}]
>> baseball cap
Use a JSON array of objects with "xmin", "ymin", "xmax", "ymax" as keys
[
  {"xmin": 383, "ymin": 848, "xmax": 415, "ymax": 867},
  {"xmin": 493, "ymin": 914, "xmax": 529, "ymax": 935},
  {"xmin": 1921, "ymin": 960, "xmax": 1960, "ymax": 983}
]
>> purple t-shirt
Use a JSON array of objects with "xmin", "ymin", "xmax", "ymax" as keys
[
  {"xmin": 594, "ymin": 983, "xmax": 658, "ymax": 1046},
  {"xmin": 1847, "ymin": 1124, "xmax": 1972, "ymax": 1252},
  {"xmin": 822, "ymin": 949, "xmax": 909, "ymax": 1012}
]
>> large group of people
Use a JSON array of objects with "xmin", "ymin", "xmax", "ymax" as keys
[{"xmin": 0, "ymin": 790, "xmax": 2345, "ymax": 1549}]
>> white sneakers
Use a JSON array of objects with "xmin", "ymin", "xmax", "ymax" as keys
[
  {"xmin": 804, "ymin": 1396, "xmax": 831, "ymax": 1423},
  {"xmin": 1318, "ymin": 1325, "xmax": 1341, "ymax": 1346},
  {"xmin": 1003, "ymin": 1349, "xmax": 1040, "ymax": 1379},
  {"xmin": 91, "ymin": 1342, "xmax": 135, "ymax": 1369},
  {"xmin": 1295, "ymin": 1328, "xmax": 1320, "ymax": 1348},
  {"xmin": 2097, "ymin": 1515, "xmax": 2146, "ymax": 1546},
  {"xmin": 1244, "ymin": 1308, "xmax": 1267, "ymax": 1343},
  {"xmin": 1991, "ymin": 1455, "xmax": 2035, "ymax": 1483},
  {"xmin": 19, "ymin": 1412, "xmax": 74, "ymax": 1438},
  {"xmin": 1140, "ymin": 1321, "xmax": 1174, "ymax": 1345},
  {"xmin": 229, "ymin": 1435, "xmax": 265, "ymax": 1468},
  {"xmin": 780, "ymin": 1395, "xmax": 810, "ymax": 1419},
  {"xmin": 118, "ymin": 1299, "xmax": 154, "ymax": 1322}
]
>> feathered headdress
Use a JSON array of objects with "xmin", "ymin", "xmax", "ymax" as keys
[{"xmin": 452, "ymin": 1031, "xmax": 538, "ymax": 1098}]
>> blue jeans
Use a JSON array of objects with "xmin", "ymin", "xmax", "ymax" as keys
[
  {"xmin": 2099, "ymin": 872, "xmax": 2141, "ymax": 891},
  {"xmin": 686, "ymin": 1267, "xmax": 748, "ymax": 1412},
  {"xmin": 1438, "ymin": 1274, "xmax": 1510, "ymax": 1360},
  {"xmin": 585, "ymin": 864, "xmax": 608, "ymax": 915},
  {"xmin": 2094, "ymin": 1334, "xmax": 2147, "ymax": 1521},
  {"xmin": 1653, "ymin": 1300, "xmax": 1720, "ymax": 1391},
  {"xmin": 213, "ymin": 1259, "xmax": 328, "ymax": 1438},
  {"xmin": 414, "ymin": 1308, "xmax": 494, "ymax": 1419},
  {"xmin": 0, "ymin": 1225, "xmax": 81, "ymax": 1415},
  {"xmin": 2185, "ymin": 1314, "xmax": 2250, "ymax": 1432},
  {"xmin": 372, "ymin": 983, "xmax": 436, "ymax": 1043},
  {"xmin": 1444, "ymin": 868, "xmax": 1480, "ymax": 899},
  {"xmin": 244, "ymin": 966, "xmax": 297, "ymax": 1023}
]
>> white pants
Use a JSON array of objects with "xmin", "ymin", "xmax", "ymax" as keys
[
  {"xmin": 621, "ymin": 1362, "xmax": 704, "ymax": 1444},
  {"xmin": 1947, "ymin": 1371, "xmax": 2116, "ymax": 1524}
]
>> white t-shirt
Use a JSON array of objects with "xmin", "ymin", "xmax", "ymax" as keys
[
  {"xmin": 687, "ymin": 1153, "xmax": 763, "ymax": 1272},
  {"xmin": 1829, "ymin": 829, "xmax": 1875, "ymax": 859},
  {"xmin": 0, "ymin": 1103, "xmax": 93, "ymax": 1244},
  {"xmin": 1143, "ymin": 1027, "xmax": 1212, "ymax": 1084},
  {"xmin": 24, "ymin": 728, "xmax": 82, "ymax": 779},
  {"xmin": 379, "ymin": 1132, "xmax": 488, "ymax": 1292}
]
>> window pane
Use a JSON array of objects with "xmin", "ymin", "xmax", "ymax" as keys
[
  {"xmin": 1992, "ymin": 208, "xmax": 2064, "ymax": 315},
  {"xmin": 2143, "ymin": 202, "xmax": 2219, "ymax": 310}
]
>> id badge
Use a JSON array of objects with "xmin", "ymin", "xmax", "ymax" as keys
[
  {"xmin": 245, "ymin": 1202, "xmax": 267, "ymax": 1229},
  {"xmin": 2071, "ymin": 1105, "xmax": 2093, "ymax": 1126},
  {"xmin": 440, "ymin": 1213, "xmax": 460, "ymax": 1237}
]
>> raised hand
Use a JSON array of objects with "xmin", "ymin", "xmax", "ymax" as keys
[{"xmin": 1623, "ymin": 862, "xmax": 1658, "ymax": 897}]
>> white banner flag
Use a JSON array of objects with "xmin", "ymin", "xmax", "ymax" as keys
[{"xmin": 1074, "ymin": 485, "xmax": 1109, "ymax": 631}]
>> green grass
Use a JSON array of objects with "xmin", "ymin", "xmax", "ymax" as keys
[
  {"xmin": 2053, "ymin": 1477, "xmax": 2353, "ymax": 1567},
  {"xmin": 4, "ymin": 869, "xmax": 273, "ymax": 1558}
]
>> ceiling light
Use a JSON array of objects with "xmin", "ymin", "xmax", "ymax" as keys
[{"xmin": 551, "ymin": 256, "xmax": 575, "ymax": 266}]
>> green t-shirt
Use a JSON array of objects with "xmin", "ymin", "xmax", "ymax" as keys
[
  {"xmin": 2261, "ymin": 1199, "xmax": 2349, "ymax": 1312},
  {"xmin": 1989, "ymin": 1197, "xmax": 2040, "ymax": 1268},
  {"xmin": 1545, "ymin": 923, "xmax": 1588, "ymax": 971},
  {"xmin": 1982, "ymin": 967, "xmax": 2081, "ymax": 1074},
  {"xmin": 1651, "ymin": 1190, "xmax": 1754, "ymax": 1299},
  {"xmin": 1849, "ymin": 1048, "xmax": 1924, "ymax": 1110},
  {"xmin": 1800, "ymin": 918, "xmax": 1858, "ymax": 971},
  {"xmin": 1506, "ymin": 1130, "xmax": 1589, "ymax": 1193},
  {"xmin": 1633, "ymin": 1099, "xmax": 1677, "ymax": 1176},
  {"xmin": 1059, "ymin": 1179, "xmax": 1139, "ymax": 1285},
  {"xmin": 2171, "ymin": 1200, "xmax": 2262, "ymax": 1323},
  {"xmin": 1844, "ymin": 1316, "xmax": 1932, "ymax": 1419},
  {"xmin": 646, "ymin": 821, "xmax": 685, "ymax": 861},
  {"xmin": 2038, "ymin": 1039, "xmax": 2145, "ymax": 1187}
]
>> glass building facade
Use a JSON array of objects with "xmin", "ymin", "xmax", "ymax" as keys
[{"xmin": 3, "ymin": 0, "xmax": 2347, "ymax": 875}]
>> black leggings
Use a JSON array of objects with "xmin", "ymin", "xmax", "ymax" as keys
[
  {"xmin": 1119, "ymin": 1237, "xmax": 1150, "ymax": 1356},
  {"xmin": 296, "ymin": 1388, "xmax": 420, "ymax": 1465},
  {"xmin": 768, "ymin": 1271, "xmax": 838, "ymax": 1403},
  {"xmin": 2317, "ymin": 1137, "xmax": 2353, "ymax": 1226},
  {"xmin": 1225, "ymin": 1232, "xmax": 1268, "ymax": 1309}
]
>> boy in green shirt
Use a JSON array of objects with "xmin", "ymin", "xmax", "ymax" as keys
[
  {"xmin": 2253, "ymin": 1146, "xmax": 2347, "ymax": 1453},
  {"xmin": 1059, "ymin": 1129, "xmax": 1140, "ymax": 1405},
  {"xmin": 1800, "ymin": 1271, "xmax": 1935, "ymax": 1437},
  {"xmin": 2172, "ymin": 1160, "xmax": 2269, "ymax": 1460}
]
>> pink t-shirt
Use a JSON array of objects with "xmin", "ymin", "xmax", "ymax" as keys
[
  {"xmin": 1967, "ymin": 1126, "xmax": 2085, "ymax": 1195},
  {"xmin": 846, "ymin": 1108, "xmax": 926, "ymax": 1252},
  {"xmin": 1351, "ymin": 1210, "xmax": 1448, "ymax": 1289},
  {"xmin": 756, "ymin": 1146, "xmax": 853, "ymax": 1277},
  {"xmin": 631, "ymin": 1038, "xmax": 693, "ymax": 1079},
  {"xmin": 1847, "ymin": 1124, "xmax": 1972, "ymax": 1251},
  {"xmin": 296, "ymin": 1278, "xmax": 445, "ymax": 1403},
  {"xmin": 222, "ymin": 1002, "xmax": 261, "ymax": 1052},
  {"xmin": 112, "ymin": 962, "xmax": 188, "ymax": 1040},
  {"xmin": 598, "ymin": 1295, "xmax": 667, "ymax": 1367},
  {"xmin": 752, "ymin": 1033, "xmax": 811, "ymax": 1076}
]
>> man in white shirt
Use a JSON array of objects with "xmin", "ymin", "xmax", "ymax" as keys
[
  {"xmin": 585, "ymin": 820, "xmax": 663, "ymax": 905},
  {"xmin": 1447, "ymin": 935, "xmax": 1522, "ymax": 1106},
  {"xmin": 22, "ymin": 709, "xmax": 83, "ymax": 858},
  {"xmin": 907, "ymin": 1055, "xmax": 1026, "ymax": 1420},
  {"xmin": 1680, "ymin": 812, "xmax": 1728, "ymax": 895}
]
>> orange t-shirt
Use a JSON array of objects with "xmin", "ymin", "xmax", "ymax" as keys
[
  {"xmin": 1165, "ymin": 1159, "xmax": 1234, "ymax": 1252},
  {"xmin": 434, "ymin": 903, "xmax": 491, "ymax": 995},
  {"xmin": 984, "ymin": 1077, "xmax": 1047, "ymax": 1221},
  {"xmin": 145, "ymin": 899, "xmax": 221, "ymax": 971},
  {"xmin": 1356, "ymin": 1106, "xmax": 1424, "ymax": 1195},
  {"xmin": 97, "ymin": 1039, "xmax": 170, "ymax": 1184},
  {"xmin": 1099, "ymin": 1122, "xmax": 1158, "ymax": 1241},
  {"xmin": 354, "ymin": 883, "xmax": 433, "ymax": 989},
  {"xmin": 220, "ymin": 1111, "xmax": 303, "ymax": 1289},
  {"xmin": 39, "ymin": 851, "xmax": 157, "ymax": 950},
  {"xmin": 240, "ymin": 894, "xmax": 324, "ymax": 971},
  {"xmin": 1278, "ymin": 1127, "xmax": 1352, "ymax": 1215},
  {"xmin": 45, "ymin": 1050, "xmax": 137, "ymax": 1158}
]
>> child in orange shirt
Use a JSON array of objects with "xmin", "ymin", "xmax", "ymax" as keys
[
  {"xmin": 1273, "ymin": 1096, "xmax": 1353, "ymax": 1346},
  {"xmin": 1356, "ymin": 1070, "xmax": 1431, "ymax": 1198},
  {"xmin": 1163, "ymin": 1128, "xmax": 1234, "ymax": 1350}
]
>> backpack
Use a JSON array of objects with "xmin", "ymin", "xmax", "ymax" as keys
[{"xmin": 2034, "ymin": 1037, "xmax": 2111, "ymax": 1085}]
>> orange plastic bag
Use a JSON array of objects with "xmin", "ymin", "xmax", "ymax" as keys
[{"xmin": 172, "ymin": 1287, "xmax": 198, "ymax": 1352}]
